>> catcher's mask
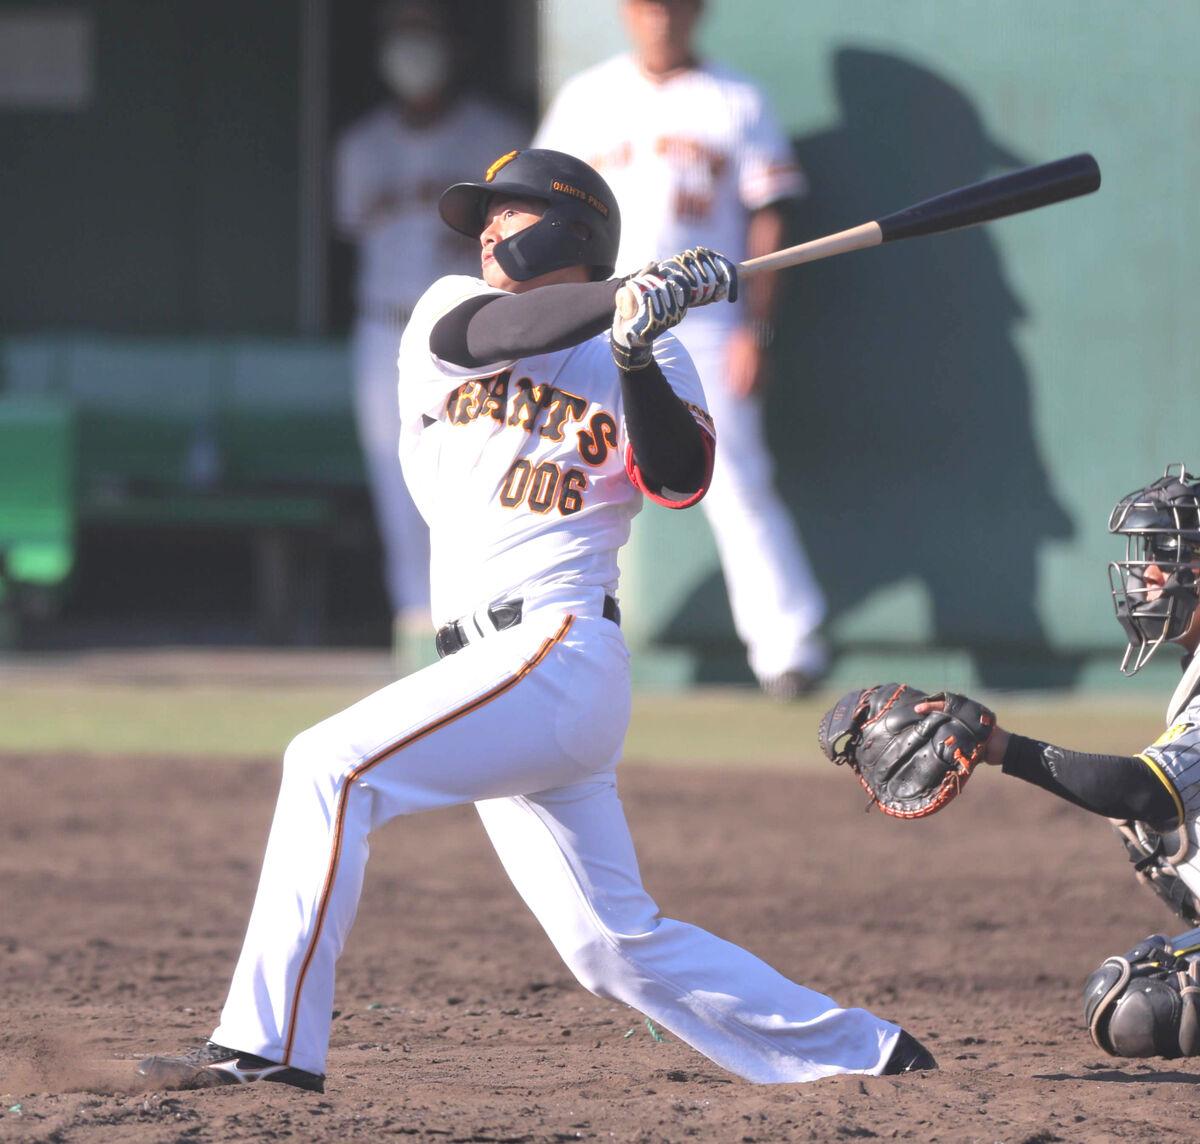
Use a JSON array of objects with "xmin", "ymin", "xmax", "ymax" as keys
[
  {"xmin": 438, "ymin": 148, "xmax": 621, "ymax": 283},
  {"xmin": 1108, "ymin": 463, "xmax": 1200, "ymax": 674}
]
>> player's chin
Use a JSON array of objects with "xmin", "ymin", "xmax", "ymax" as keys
[{"xmin": 481, "ymin": 262, "xmax": 517, "ymax": 293}]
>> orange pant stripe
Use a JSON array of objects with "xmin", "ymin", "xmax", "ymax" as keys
[{"xmin": 282, "ymin": 616, "xmax": 574, "ymax": 1064}]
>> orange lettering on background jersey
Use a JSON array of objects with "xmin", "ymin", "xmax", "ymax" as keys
[
  {"xmin": 654, "ymin": 137, "xmax": 728, "ymax": 178},
  {"xmin": 673, "ymin": 190, "xmax": 713, "ymax": 222},
  {"xmin": 588, "ymin": 142, "xmax": 632, "ymax": 171}
]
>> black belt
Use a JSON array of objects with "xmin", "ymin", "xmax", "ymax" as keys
[{"xmin": 435, "ymin": 595, "xmax": 620, "ymax": 659}]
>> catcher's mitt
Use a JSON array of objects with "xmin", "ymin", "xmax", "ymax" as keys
[{"xmin": 817, "ymin": 682, "xmax": 995, "ymax": 819}]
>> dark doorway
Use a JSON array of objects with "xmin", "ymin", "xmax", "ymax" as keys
[{"xmin": 325, "ymin": 0, "xmax": 538, "ymax": 332}]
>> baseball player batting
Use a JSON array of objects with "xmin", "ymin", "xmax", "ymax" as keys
[
  {"xmin": 136, "ymin": 148, "xmax": 935, "ymax": 1092},
  {"xmin": 820, "ymin": 463, "xmax": 1200, "ymax": 1060}
]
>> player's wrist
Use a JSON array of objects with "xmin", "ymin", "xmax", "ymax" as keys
[
  {"xmin": 985, "ymin": 727, "xmax": 1010, "ymax": 766},
  {"xmin": 611, "ymin": 333, "xmax": 653, "ymax": 371}
]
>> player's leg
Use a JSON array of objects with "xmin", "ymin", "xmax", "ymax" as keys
[
  {"xmin": 207, "ymin": 610, "xmax": 629, "ymax": 1078},
  {"xmin": 351, "ymin": 318, "xmax": 431, "ymax": 624},
  {"xmin": 678, "ymin": 324, "xmax": 827, "ymax": 691},
  {"xmin": 476, "ymin": 777, "xmax": 903, "ymax": 1083}
]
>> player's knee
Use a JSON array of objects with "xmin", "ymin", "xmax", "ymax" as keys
[{"xmin": 1085, "ymin": 935, "xmax": 1200, "ymax": 1058}]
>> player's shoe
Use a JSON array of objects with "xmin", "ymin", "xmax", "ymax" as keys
[
  {"xmin": 759, "ymin": 669, "xmax": 821, "ymax": 701},
  {"xmin": 880, "ymin": 1029, "xmax": 938, "ymax": 1074},
  {"xmin": 758, "ymin": 636, "xmax": 829, "ymax": 701},
  {"xmin": 136, "ymin": 1041, "xmax": 325, "ymax": 1092}
]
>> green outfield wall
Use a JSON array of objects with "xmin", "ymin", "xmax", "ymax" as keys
[{"xmin": 541, "ymin": 1, "xmax": 1200, "ymax": 693}]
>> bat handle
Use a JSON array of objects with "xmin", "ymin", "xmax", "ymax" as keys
[{"xmin": 614, "ymin": 264, "xmax": 757, "ymax": 320}]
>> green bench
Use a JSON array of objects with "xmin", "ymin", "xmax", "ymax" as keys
[
  {"xmin": 1, "ymin": 336, "xmax": 366, "ymax": 644},
  {"xmin": 0, "ymin": 395, "xmax": 75, "ymax": 643}
]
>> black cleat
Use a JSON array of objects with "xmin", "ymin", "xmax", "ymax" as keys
[
  {"xmin": 881, "ymin": 1029, "xmax": 938, "ymax": 1074},
  {"xmin": 136, "ymin": 1041, "xmax": 325, "ymax": 1092},
  {"xmin": 759, "ymin": 669, "xmax": 821, "ymax": 702}
]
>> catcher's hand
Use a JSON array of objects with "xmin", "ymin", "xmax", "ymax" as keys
[
  {"xmin": 817, "ymin": 682, "xmax": 995, "ymax": 819},
  {"xmin": 611, "ymin": 264, "xmax": 688, "ymax": 371},
  {"xmin": 656, "ymin": 247, "xmax": 739, "ymax": 307}
]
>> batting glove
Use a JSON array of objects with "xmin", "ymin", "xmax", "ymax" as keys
[
  {"xmin": 657, "ymin": 247, "xmax": 739, "ymax": 307},
  {"xmin": 611, "ymin": 266, "xmax": 688, "ymax": 371}
]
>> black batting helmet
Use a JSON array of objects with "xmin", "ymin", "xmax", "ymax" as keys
[
  {"xmin": 1108, "ymin": 463, "xmax": 1200, "ymax": 674},
  {"xmin": 438, "ymin": 149, "xmax": 621, "ymax": 282}
]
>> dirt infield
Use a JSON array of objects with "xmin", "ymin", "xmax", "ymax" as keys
[{"xmin": 4, "ymin": 747, "xmax": 1200, "ymax": 1143}]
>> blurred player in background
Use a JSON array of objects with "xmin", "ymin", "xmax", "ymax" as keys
[
  {"xmin": 534, "ymin": 0, "xmax": 828, "ymax": 698},
  {"xmin": 334, "ymin": 0, "xmax": 526, "ymax": 666}
]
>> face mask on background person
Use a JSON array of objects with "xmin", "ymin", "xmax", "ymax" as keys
[{"xmin": 378, "ymin": 30, "xmax": 451, "ymax": 103}]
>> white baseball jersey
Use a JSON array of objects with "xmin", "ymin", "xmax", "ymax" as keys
[
  {"xmin": 209, "ymin": 275, "xmax": 903, "ymax": 1087},
  {"xmin": 335, "ymin": 97, "xmax": 526, "ymax": 314},
  {"xmin": 396, "ymin": 274, "xmax": 715, "ymax": 626},
  {"xmin": 534, "ymin": 54, "xmax": 805, "ymax": 328}
]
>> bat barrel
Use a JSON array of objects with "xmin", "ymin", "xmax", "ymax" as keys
[{"xmin": 876, "ymin": 152, "xmax": 1101, "ymax": 243}]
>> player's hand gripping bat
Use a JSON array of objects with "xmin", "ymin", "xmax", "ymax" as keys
[{"xmin": 616, "ymin": 152, "xmax": 1101, "ymax": 318}]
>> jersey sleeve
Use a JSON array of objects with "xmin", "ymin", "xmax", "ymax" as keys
[
  {"xmin": 397, "ymin": 276, "xmax": 516, "ymax": 426},
  {"xmin": 1139, "ymin": 700, "xmax": 1200, "ymax": 825},
  {"xmin": 737, "ymin": 87, "xmax": 806, "ymax": 211},
  {"xmin": 332, "ymin": 121, "xmax": 374, "ymax": 238},
  {"xmin": 622, "ymin": 331, "xmax": 716, "ymax": 509}
]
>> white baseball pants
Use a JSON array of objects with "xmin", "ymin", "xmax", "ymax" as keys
[
  {"xmin": 211, "ymin": 600, "xmax": 898, "ymax": 1082},
  {"xmin": 677, "ymin": 323, "xmax": 827, "ymax": 681},
  {"xmin": 351, "ymin": 317, "xmax": 431, "ymax": 618}
]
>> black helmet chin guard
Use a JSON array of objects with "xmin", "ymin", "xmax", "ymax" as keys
[
  {"xmin": 438, "ymin": 149, "xmax": 621, "ymax": 282},
  {"xmin": 1108, "ymin": 463, "xmax": 1200, "ymax": 674}
]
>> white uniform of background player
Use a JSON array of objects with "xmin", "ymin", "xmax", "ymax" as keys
[
  {"xmin": 137, "ymin": 149, "xmax": 932, "ymax": 1092},
  {"xmin": 534, "ymin": 0, "xmax": 827, "ymax": 694},
  {"xmin": 334, "ymin": 1, "xmax": 525, "ymax": 644}
]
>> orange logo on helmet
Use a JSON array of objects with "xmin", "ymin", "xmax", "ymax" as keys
[{"xmin": 485, "ymin": 151, "xmax": 519, "ymax": 182}]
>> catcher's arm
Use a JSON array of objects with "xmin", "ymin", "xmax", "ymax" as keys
[{"xmin": 917, "ymin": 696, "xmax": 1181, "ymax": 826}]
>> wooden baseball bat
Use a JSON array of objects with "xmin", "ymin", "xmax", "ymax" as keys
[{"xmin": 616, "ymin": 152, "xmax": 1101, "ymax": 317}]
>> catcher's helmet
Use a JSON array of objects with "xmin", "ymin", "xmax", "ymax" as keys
[
  {"xmin": 1108, "ymin": 463, "xmax": 1200, "ymax": 674},
  {"xmin": 438, "ymin": 149, "xmax": 620, "ymax": 282}
]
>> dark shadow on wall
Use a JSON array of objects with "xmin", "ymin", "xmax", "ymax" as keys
[{"xmin": 668, "ymin": 48, "xmax": 1080, "ymax": 689}]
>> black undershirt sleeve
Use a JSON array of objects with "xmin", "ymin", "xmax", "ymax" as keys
[
  {"xmin": 430, "ymin": 280, "xmax": 621, "ymax": 368},
  {"xmin": 619, "ymin": 361, "xmax": 708, "ymax": 495},
  {"xmin": 1001, "ymin": 733, "xmax": 1179, "ymax": 830}
]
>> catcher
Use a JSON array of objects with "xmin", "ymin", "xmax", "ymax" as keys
[{"xmin": 820, "ymin": 463, "xmax": 1200, "ymax": 1061}]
